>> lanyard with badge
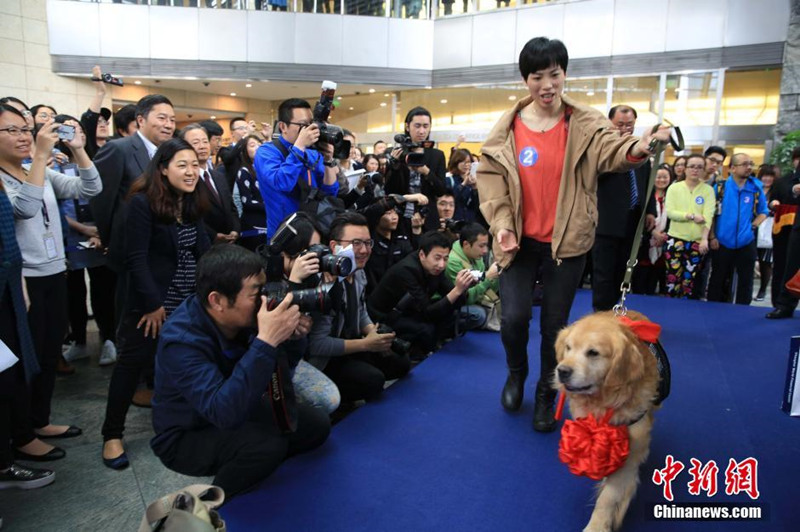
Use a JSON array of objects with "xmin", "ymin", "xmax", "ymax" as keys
[{"xmin": 0, "ymin": 164, "xmax": 59, "ymax": 260}]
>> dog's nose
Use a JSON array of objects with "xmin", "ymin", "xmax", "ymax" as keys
[{"xmin": 557, "ymin": 366, "xmax": 573, "ymax": 382}]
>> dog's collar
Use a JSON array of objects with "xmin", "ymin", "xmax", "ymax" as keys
[{"xmin": 556, "ymin": 393, "xmax": 648, "ymax": 427}]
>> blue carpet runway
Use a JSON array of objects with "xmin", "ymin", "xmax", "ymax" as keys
[{"xmin": 222, "ymin": 290, "xmax": 800, "ymax": 531}]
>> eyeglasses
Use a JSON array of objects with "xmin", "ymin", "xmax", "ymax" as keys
[
  {"xmin": 686, "ymin": 164, "xmax": 705, "ymax": 170},
  {"xmin": 287, "ymin": 121, "xmax": 310, "ymax": 129},
  {"xmin": 97, "ymin": 118, "xmax": 109, "ymax": 125},
  {"xmin": 706, "ymin": 157, "xmax": 724, "ymax": 165},
  {"xmin": 437, "ymin": 201, "xmax": 455, "ymax": 208},
  {"xmin": 36, "ymin": 112, "xmax": 56, "ymax": 120},
  {"xmin": 231, "ymin": 125, "xmax": 248, "ymax": 132},
  {"xmin": 337, "ymin": 238, "xmax": 374, "ymax": 249},
  {"xmin": 733, "ymin": 161, "xmax": 754, "ymax": 167},
  {"xmin": 0, "ymin": 126, "xmax": 34, "ymax": 137}
]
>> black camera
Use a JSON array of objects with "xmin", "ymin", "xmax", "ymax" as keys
[
  {"xmin": 376, "ymin": 324, "xmax": 412, "ymax": 356},
  {"xmin": 262, "ymin": 282, "xmax": 334, "ymax": 313},
  {"xmin": 92, "ymin": 73, "xmax": 124, "ymax": 86},
  {"xmin": 301, "ymin": 244, "xmax": 353, "ymax": 277},
  {"xmin": 391, "ymin": 134, "xmax": 432, "ymax": 168},
  {"xmin": 313, "ymin": 81, "xmax": 350, "ymax": 161},
  {"xmin": 444, "ymin": 218, "xmax": 466, "ymax": 233}
]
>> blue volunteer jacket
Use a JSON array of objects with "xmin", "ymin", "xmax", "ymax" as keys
[
  {"xmin": 150, "ymin": 294, "xmax": 304, "ymax": 459},
  {"xmin": 713, "ymin": 175, "xmax": 768, "ymax": 249},
  {"xmin": 253, "ymin": 136, "xmax": 339, "ymax": 238}
]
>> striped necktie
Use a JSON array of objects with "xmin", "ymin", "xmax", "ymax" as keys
[{"xmin": 629, "ymin": 169, "xmax": 639, "ymax": 210}]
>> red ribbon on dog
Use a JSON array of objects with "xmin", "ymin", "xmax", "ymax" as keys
[
  {"xmin": 616, "ymin": 316, "xmax": 661, "ymax": 344},
  {"xmin": 558, "ymin": 408, "xmax": 630, "ymax": 480}
]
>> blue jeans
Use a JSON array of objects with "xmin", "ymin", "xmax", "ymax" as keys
[
  {"xmin": 459, "ymin": 305, "xmax": 487, "ymax": 331},
  {"xmin": 499, "ymin": 238, "xmax": 586, "ymax": 386}
]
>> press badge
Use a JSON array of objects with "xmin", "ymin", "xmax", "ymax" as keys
[{"xmin": 43, "ymin": 232, "xmax": 58, "ymax": 259}]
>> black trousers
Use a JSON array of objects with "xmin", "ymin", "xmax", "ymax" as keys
[
  {"xmin": 708, "ymin": 241, "xmax": 757, "ymax": 305},
  {"xmin": 26, "ymin": 273, "xmax": 68, "ymax": 429},
  {"xmin": 101, "ymin": 313, "xmax": 157, "ymax": 441},
  {"xmin": 323, "ymin": 351, "xmax": 410, "ymax": 402},
  {"xmin": 775, "ymin": 226, "xmax": 800, "ymax": 312},
  {"xmin": 591, "ymin": 232, "xmax": 636, "ymax": 311},
  {"xmin": 0, "ymin": 294, "xmax": 36, "ymax": 468},
  {"xmin": 159, "ymin": 403, "xmax": 330, "ymax": 499},
  {"xmin": 499, "ymin": 238, "xmax": 586, "ymax": 385},
  {"xmin": 67, "ymin": 265, "xmax": 117, "ymax": 344},
  {"xmin": 389, "ymin": 313, "xmax": 455, "ymax": 354},
  {"xmin": 771, "ymin": 229, "xmax": 791, "ymax": 304}
]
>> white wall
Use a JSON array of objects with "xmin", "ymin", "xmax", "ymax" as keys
[{"xmin": 47, "ymin": 0, "xmax": 789, "ymax": 72}]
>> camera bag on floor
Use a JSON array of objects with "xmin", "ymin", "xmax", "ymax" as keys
[{"xmin": 138, "ymin": 484, "xmax": 226, "ymax": 532}]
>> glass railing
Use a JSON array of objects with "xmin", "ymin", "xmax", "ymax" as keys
[{"xmin": 70, "ymin": 0, "xmax": 567, "ymax": 19}]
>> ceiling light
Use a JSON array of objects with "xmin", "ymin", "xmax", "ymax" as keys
[
  {"xmin": 245, "ymin": 83, "xmax": 252, "ymax": 88},
  {"xmin": 587, "ymin": 91, "xmax": 595, "ymax": 96},
  {"xmin": 425, "ymin": 86, "xmax": 432, "ymax": 90},
  {"xmin": 384, "ymin": 93, "xmax": 390, "ymax": 97},
  {"xmin": 380, "ymin": 103, "xmax": 387, "ymax": 107},
  {"xmin": 134, "ymin": 80, "xmax": 142, "ymax": 85},
  {"xmin": 349, "ymin": 107, "xmax": 354, "ymax": 110},
  {"xmin": 508, "ymin": 95, "xmax": 516, "ymax": 101},
  {"xmin": 440, "ymin": 99, "xmax": 448, "ymax": 104},
  {"xmin": 210, "ymin": 116, "xmax": 216, "ymax": 120},
  {"xmin": 369, "ymin": 89, "xmax": 375, "ymax": 93},
  {"xmin": 230, "ymin": 92, "xmax": 237, "ymax": 97}
]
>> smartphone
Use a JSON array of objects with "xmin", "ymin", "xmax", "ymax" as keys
[
  {"xmin": 470, "ymin": 162, "xmax": 479, "ymax": 178},
  {"xmin": 57, "ymin": 124, "xmax": 75, "ymax": 141}
]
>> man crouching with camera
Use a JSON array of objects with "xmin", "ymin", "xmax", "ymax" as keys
[
  {"xmin": 308, "ymin": 212, "xmax": 411, "ymax": 403},
  {"xmin": 150, "ymin": 244, "xmax": 330, "ymax": 499}
]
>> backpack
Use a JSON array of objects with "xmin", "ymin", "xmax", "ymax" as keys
[
  {"xmin": 271, "ymin": 138, "xmax": 344, "ymax": 234},
  {"xmin": 715, "ymin": 177, "xmax": 761, "ymax": 219}
]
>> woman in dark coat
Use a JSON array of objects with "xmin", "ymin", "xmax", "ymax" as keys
[{"xmin": 100, "ymin": 138, "xmax": 210, "ymax": 470}]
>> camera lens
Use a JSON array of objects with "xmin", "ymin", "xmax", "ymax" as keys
[{"xmin": 320, "ymin": 254, "xmax": 353, "ymax": 277}]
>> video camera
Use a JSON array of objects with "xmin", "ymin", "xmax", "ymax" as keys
[
  {"xmin": 313, "ymin": 81, "xmax": 350, "ymax": 161},
  {"xmin": 91, "ymin": 73, "xmax": 124, "ymax": 87},
  {"xmin": 390, "ymin": 134, "xmax": 435, "ymax": 168}
]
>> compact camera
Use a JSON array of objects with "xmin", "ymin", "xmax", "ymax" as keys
[{"xmin": 468, "ymin": 269, "xmax": 485, "ymax": 282}]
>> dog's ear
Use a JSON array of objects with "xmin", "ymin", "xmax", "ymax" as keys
[
  {"xmin": 603, "ymin": 328, "xmax": 645, "ymax": 392},
  {"xmin": 555, "ymin": 325, "xmax": 571, "ymax": 363}
]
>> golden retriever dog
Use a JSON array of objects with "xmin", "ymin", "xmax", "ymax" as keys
[{"xmin": 554, "ymin": 311, "xmax": 660, "ymax": 532}]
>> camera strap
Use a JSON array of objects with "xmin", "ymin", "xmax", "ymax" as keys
[{"xmin": 262, "ymin": 355, "xmax": 298, "ymax": 434}]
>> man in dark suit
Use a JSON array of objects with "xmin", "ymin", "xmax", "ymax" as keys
[
  {"xmin": 179, "ymin": 124, "xmax": 240, "ymax": 245},
  {"xmin": 592, "ymin": 105, "xmax": 656, "ymax": 311},
  {"xmin": 90, "ymin": 94, "xmax": 176, "ymax": 273}
]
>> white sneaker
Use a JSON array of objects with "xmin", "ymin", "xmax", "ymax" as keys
[
  {"xmin": 62, "ymin": 342, "xmax": 89, "ymax": 362},
  {"xmin": 99, "ymin": 340, "xmax": 117, "ymax": 366}
]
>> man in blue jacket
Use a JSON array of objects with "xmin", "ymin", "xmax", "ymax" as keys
[
  {"xmin": 708, "ymin": 153, "xmax": 768, "ymax": 305},
  {"xmin": 150, "ymin": 245, "xmax": 330, "ymax": 498},
  {"xmin": 254, "ymin": 98, "xmax": 339, "ymax": 239}
]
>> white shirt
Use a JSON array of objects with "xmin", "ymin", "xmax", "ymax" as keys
[{"xmin": 136, "ymin": 131, "xmax": 158, "ymax": 159}]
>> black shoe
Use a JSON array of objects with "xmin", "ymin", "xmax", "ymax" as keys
[
  {"xmin": 0, "ymin": 463, "xmax": 55, "ymax": 490},
  {"xmin": 102, "ymin": 451, "xmax": 129, "ymax": 471},
  {"xmin": 533, "ymin": 382, "xmax": 557, "ymax": 433},
  {"xmin": 501, "ymin": 369, "xmax": 527, "ymax": 411},
  {"xmin": 35, "ymin": 425, "xmax": 82, "ymax": 439},
  {"xmin": 766, "ymin": 308, "xmax": 793, "ymax": 319},
  {"xmin": 14, "ymin": 446, "xmax": 65, "ymax": 462}
]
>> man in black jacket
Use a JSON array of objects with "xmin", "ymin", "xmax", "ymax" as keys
[
  {"xmin": 766, "ymin": 147, "xmax": 800, "ymax": 312},
  {"xmin": 89, "ymin": 94, "xmax": 175, "ymax": 322},
  {"xmin": 592, "ymin": 104, "xmax": 656, "ymax": 311},
  {"xmin": 385, "ymin": 107, "xmax": 447, "ymax": 237},
  {"xmin": 179, "ymin": 124, "xmax": 240, "ymax": 245},
  {"xmin": 368, "ymin": 231, "xmax": 476, "ymax": 355}
]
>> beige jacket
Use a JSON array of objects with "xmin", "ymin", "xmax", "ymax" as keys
[{"xmin": 477, "ymin": 94, "xmax": 644, "ymax": 267}]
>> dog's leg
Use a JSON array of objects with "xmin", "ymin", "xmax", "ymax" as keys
[{"xmin": 583, "ymin": 418, "xmax": 652, "ymax": 532}]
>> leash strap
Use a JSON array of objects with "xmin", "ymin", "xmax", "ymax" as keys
[{"xmin": 615, "ymin": 123, "xmax": 684, "ymax": 316}]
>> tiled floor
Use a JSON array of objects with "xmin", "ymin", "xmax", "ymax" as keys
[
  {"xmin": 0, "ymin": 279, "xmax": 778, "ymax": 531},
  {"xmin": 0, "ymin": 322, "xmax": 211, "ymax": 532}
]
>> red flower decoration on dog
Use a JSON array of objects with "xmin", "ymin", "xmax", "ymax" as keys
[{"xmin": 558, "ymin": 408, "xmax": 630, "ymax": 480}]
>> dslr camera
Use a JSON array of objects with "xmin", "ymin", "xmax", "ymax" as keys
[
  {"xmin": 312, "ymin": 81, "xmax": 350, "ymax": 161},
  {"xmin": 261, "ymin": 281, "xmax": 335, "ymax": 313},
  {"xmin": 444, "ymin": 218, "xmax": 466, "ymax": 233},
  {"xmin": 389, "ymin": 134, "xmax": 435, "ymax": 168},
  {"xmin": 376, "ymin": 324, "xmax": 412, "ymax": 356},
  {"xmin": 301, "ymin": 244, "xmax": 353, "ymax": 277}
]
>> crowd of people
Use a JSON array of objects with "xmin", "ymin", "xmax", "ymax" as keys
[{"xmin": 0, "ymin": 36, "xmax": 795, "ymax": 520}]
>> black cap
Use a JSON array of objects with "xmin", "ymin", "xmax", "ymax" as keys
[{"xmin": 99, "ymin": 107, "xmax": 112, "ymax": 121}]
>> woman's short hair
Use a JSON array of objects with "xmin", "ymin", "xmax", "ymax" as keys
[{"xmin": 519, "ymin": 37, "xmax": 569, "ymax": 80}]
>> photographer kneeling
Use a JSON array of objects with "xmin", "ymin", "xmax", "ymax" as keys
[
  {"xmin": 308, "ymin": 212, "xmax": 411, "ymax": 402},
  {"xmin": 151, "ymin": 245, "xmax": 330, "ymax": 498},
  {"xmin": 368, "ymin": 231, "xmax": 477, "ymax": 358}
]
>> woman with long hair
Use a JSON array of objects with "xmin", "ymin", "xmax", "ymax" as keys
[
  {"xmin": 0, "ymin": 103, "xmax": 102, "ymax": 450},
  {"xmin": 234, "ymin": 134, "xmax": 266, "ymax": 251},
  {"xmin": 101, "ymin": 138, "xmax": 210, "ymax": 470},
  {"xmin": 633, "ymin": 163, "xmax": 674, "ymax": 294}
]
